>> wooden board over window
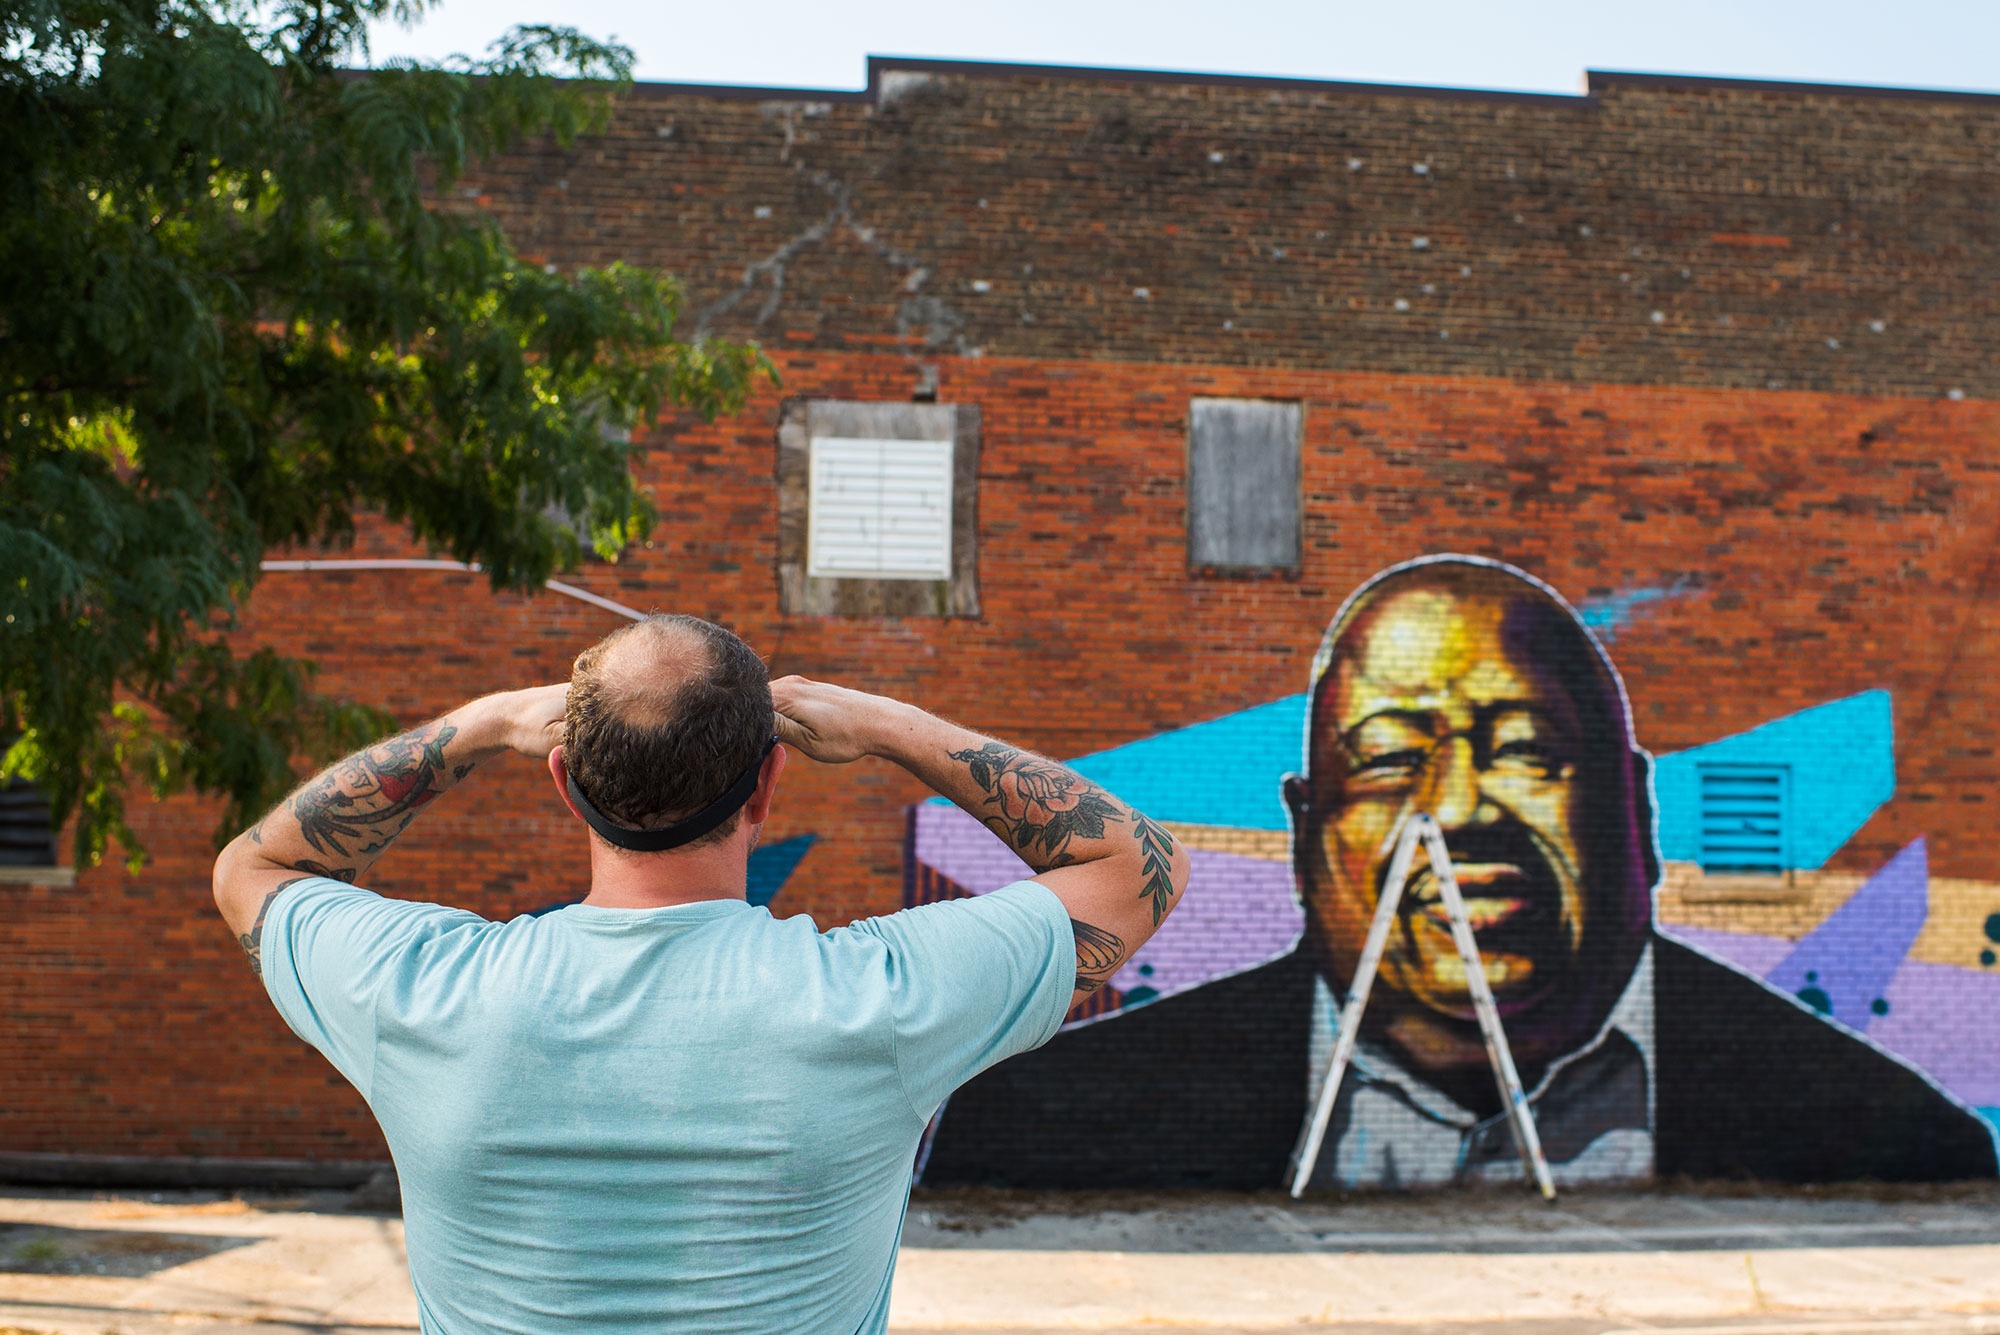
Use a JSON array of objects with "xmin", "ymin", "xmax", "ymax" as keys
[{"xmin": 1187, "ymin": 398, "xmax": 1302, "ymax": 573}]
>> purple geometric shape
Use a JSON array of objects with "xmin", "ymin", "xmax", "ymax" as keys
[
  {"xmin": 1659, "ymin": 925, "xmax": 1796, "ymax": 978},
  {"xmin": 1867, "ymin": 960, "xmax": 2000, "ymax": 1108},
  {"xmin": 1663, "ymin": 918, "xmax": 2000, "ymax": 1112},
  {"xmin": 1103, "ymin": 848, "xmax": 1304, "ymax": 1008},
  {"xmin": 1767, "ymin": 838, "xmax": 1928, "ymax": 1033},
  {"xmin": 911, "ymin": 803, "xmax": 1034, "ymax": 894},
  {"xmin": 908, "ymin": 804, "xmax": 1304, "ymax": 1022}
]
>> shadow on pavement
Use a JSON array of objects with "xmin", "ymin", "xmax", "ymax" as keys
[
  {"xmin": 904, "ymin": 1183, "xmax": 2000, "ymax": 1255},
  {"xmin": 0, "ymin": 1221, "xmax": 258, "ymax": 1278}
]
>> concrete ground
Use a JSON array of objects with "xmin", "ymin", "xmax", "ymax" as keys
[{"xmin": 0, "ymin": 1182, "xmax": 1997, "ymax": 1333}]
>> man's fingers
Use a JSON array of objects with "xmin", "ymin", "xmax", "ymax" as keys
[
  {"xmin": 773, "ymin": 712, "xmax": 815, "ymax": 751},
  {"xmin": 770, "ymin": 675, "xmax": 881, "ymax": 763},
  {"xmin": 507, "ymin": 684, "xmax": 570, "ymax": 758}
]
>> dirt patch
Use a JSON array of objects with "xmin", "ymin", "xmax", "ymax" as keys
[
  {"xmin": 909, "ymin": 1178, "xmax": 2000, "ymax": 1234},
  {"xmin": 1651, "ymin": 1174, "xmax": 2000, "ymax": 1204}
]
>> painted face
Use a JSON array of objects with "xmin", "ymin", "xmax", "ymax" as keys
[{"xmin": 1289, "ymin": 574, "xmax": 1650, "ymax": 1077}]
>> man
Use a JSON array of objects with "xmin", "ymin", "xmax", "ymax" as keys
[
  {"xmin": 212, "ymin": 614, "xmax": 1188, "ymax": 1333},
  {"xmin": 920, "ymin": 556, "xmax": 1996, "ymax": 1189}
]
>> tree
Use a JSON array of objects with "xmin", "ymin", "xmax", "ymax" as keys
[{"xmin": 0, "ymin": 0, "xmax": 773, "ymax": 868}]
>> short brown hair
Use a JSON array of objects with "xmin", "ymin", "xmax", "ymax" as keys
[{"xmin": 563, "ymin": 616, "xmax": 772, "ymax": 849}]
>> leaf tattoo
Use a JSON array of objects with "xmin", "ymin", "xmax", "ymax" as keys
[
  {"xmin": 1070, "ymin": 918, "xmax": 1125, "ymax": 994},
  {"xmin": 1132, "ymin": 813, "xmax": 1179, "ymax": 926}
]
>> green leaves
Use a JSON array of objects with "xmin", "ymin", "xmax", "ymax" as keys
[{"xmin": 0, "ymin": 0, "xmax": 775, "ymax": 866}]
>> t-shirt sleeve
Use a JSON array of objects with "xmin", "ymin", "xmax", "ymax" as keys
[
  {"xmin": 259, "ymin": 877, "xmax": 480, "ymax": 1099},
  {"xmin": 845, "ymin": 880, "xmax": 1074, "ymax": 1118}
]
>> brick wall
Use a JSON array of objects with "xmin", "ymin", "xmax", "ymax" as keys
[
  {"xmin": 5, "ymin": 61, "xmax": 1998, "ymax": 1183},
  {"xmin": 462, "ymin": 64, "xmax": 2000, "ymax": 398}
]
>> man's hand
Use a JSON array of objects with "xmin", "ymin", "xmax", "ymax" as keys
[
  {"xmin": 492, "ymin": 684, "xmax": 568, "ymax": 760},
  {"xmin": 771, "ymin": 675, "xmax": 906, "ymax": 765}
]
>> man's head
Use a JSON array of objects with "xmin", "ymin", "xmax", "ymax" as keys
[
  {"xmin": 561, "ymin": 615, "xmax": 774, "ymax": 852},
  {"xmin": 1283, "ymin": 557, "xmax": 1658, "ymax": 1080}
]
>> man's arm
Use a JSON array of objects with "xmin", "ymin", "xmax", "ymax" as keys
[
  {"xmin": 771, "ymin": 677, "xmax": 1191, "ymax": 1008},
  {"xmin": 212, "ymin": 685, "xmax": 566, "ymax": 975}
]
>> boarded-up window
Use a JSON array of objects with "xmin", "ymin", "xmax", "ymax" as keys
[
  {"xmin": 777, "ymin": 400, "xmax": 980, "ymax": 617},
  {"xmin": 1697, "ymin": 764, "xmax": 1789, "ymax": 875},
  {"xmin": 1187, "ymin": 398, "xmax": 1302, "ymax": 571}
]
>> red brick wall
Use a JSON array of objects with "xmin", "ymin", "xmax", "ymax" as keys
[
  {"xmin": 9, "ymin": 62, "xmax": 2000, "ymax": 1170},
  {"xmin": 7, "ymin": 349, "xmax": 1998, "ymax": 1161}
]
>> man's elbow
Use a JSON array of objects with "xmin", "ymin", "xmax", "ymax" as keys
[{"xmin": 211, "ymin": 835, "xmax": 253, "ymax": 919}]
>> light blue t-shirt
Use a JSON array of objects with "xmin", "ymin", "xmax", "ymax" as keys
[{"xmin": 260, "ymin": 877, "xmax": 1072, "ymax": 1334}]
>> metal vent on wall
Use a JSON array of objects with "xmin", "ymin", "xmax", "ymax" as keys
[
  {"xmin": 1696, "ymin": 764, "xmax": 1789, "ymax": 875},
  {"xmin": 806, "ymin": 436, "xmax": 954, "ymax": 581},
  {"xmin": 0, "ymin": 775, "xmax": 58, "ymax": 869}
]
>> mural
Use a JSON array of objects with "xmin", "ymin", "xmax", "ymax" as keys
[
  {"xmin": 909, "ymin": 556, "xmax": 2000, "ymax": 1190},
  {"xmin": 534, "ymin": 832, "xmax": 816, "ymax": 917}
]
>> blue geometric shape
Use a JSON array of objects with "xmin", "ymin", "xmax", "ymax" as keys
[
  {"xmin": 1767, "ymin": 837, "xmax": 1927, "ymax": 1033},
  {"xmin": 1576, "ymin": 584, "xmax": 1688, "ymax": 642},
  {"xmin": 1982, "ymin": 1108, "xmax": 2000, "ymax": 1138},
  {"xmin": 746, "ymin": 833, "xmax": 816, "ymax": 908},
  {"xmin": 524, "ymin": 897, "xmax": 581, "ymax": 918},
  {"xmin": 920, "ymin": 688, "xmax": 1892, "ymax": 873},
  {"xmin": 1064, "ymin": 695, "xmax": 1309, "ymax": 831},
  {"xmin": 1652, "ymin": 691, "xmax": 1894, "ymax": 870}
]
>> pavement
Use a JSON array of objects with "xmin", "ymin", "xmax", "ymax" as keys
[{"xmin": 0, "ymin": 1181, "xmax": 1998, "ymax": 1333}]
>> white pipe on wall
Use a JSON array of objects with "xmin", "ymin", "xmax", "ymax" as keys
[{"xmin": 257, "ymin": 559, "xmax": 649, "ymax": 623}]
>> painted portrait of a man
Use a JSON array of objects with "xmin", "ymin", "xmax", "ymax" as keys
[
  {"xmin": 1286, "ymin": 556, "xmax": 1660, "ymax": 1186},
  {"xmin": 920, "ymin": 556, "xmax": 1998, "ymax": 1190}
]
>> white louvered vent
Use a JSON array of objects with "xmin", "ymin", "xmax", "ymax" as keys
[{"xmin": 807, "ymin": 436, "xmax": 954, "ymax": 580}]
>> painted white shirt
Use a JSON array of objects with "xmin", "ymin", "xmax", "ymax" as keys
[{"xmin": 1303, "ymin": 943, "xmax": 1656, "ymax": 1189}]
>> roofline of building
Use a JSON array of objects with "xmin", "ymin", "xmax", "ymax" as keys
[
  {"xmin": 622, "ymin": 55, "xmax": 2000, "ymax": 108},
  {"xmin": 1585, "ymin": 68, "xmax": 2000, "ymax": 105}
]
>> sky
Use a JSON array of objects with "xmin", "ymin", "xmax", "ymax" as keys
[{"xmin": 364, "ymin": 0, "xmax": 2000, "ymax": 97}]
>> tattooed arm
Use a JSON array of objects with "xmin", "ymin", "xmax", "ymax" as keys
[
  {"xmin": 771, "ymin": 676, "xmax": 1190, "ymax": 1008},
  {"xmin": 211, "ymin": 684, "xmax": 567, "ymax": 974}
]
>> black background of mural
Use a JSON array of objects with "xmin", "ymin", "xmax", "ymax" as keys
[
  {"xmin": 924, "ymin": 940, "xmax": 1997, "ymax": 1189},
  {"xmin": 1655, "ymin": 945, "xmax": 1996, "ymax": 1182},
  {"xmin": 923, "ymin": 953, "xmax": 1313, "ymax": 1190}
]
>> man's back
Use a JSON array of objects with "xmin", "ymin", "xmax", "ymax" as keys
[
  {"xmin": 262, "ymin": 877, "xmax": 1072, "ymax": 1334},
  {"xmin": 214, "ymin": 647, "xmax": 1188, "ymax": 1327}
]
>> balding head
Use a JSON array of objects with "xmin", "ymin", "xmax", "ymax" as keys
[
  {"xmin": 1284, "ymin": 556, "xmax": 1658, "ymax": 1087},
  {"xmin": 564, "ymin": 615, "xmax": 773, "ymax": 849}
]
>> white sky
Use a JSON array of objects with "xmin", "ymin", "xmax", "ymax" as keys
[{"xmin": 365, "ymin": 0, "xmax": 2000, "ymax": 97}]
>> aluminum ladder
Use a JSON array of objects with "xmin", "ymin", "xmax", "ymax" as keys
[{"xmin": 1288, "ymin": 811, "xmax": 1557, "ymax": 1201}]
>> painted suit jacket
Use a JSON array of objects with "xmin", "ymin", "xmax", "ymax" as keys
[{"xmin": 919, "ymin": 932, "xmax": 1999, "ymax": 1189}]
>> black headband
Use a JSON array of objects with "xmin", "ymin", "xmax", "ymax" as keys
[{"xmin": 566, "ymin": 737, "xmax": 779, "ymax": 853}]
